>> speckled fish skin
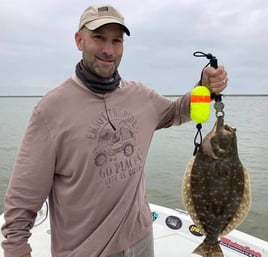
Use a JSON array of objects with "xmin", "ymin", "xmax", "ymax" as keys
[{"xmin": 182, "ymin": 116, "xmax": 251, "ymax": 257}]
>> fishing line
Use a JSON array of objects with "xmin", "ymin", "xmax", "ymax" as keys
[{"xmin": 193, "ymin": 123, "xmax": 203, "ymax": 156}]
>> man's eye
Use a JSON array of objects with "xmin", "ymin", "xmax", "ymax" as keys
[
  {"xmin": 114, "ymin": 38, "xmax": 123, "ymax": 43},
  {"xmin": 93, "ymin": 35, "xmax": 104, "ymax": 40}
]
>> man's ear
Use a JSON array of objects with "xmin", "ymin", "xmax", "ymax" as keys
[{"xmin": 75, "ymin": 31, "xmax": 83, "ymax": 51}]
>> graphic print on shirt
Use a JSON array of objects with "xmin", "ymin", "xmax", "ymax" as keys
[{"xmin": 87, "ymin": 107, "xmax": 143, "ymax": 188}]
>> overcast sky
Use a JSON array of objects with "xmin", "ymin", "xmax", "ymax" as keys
[{"xmin": 1, "ymin": 0, "xmax": 268, "ymax": 95}]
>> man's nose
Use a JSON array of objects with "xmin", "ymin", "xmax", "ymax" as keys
[{"xmin": 101, "ymin": 41, "xmax": 114, "ymax": 56}]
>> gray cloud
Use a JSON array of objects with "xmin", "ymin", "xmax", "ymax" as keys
[{"xmin": 1, "ymin": 0, "xmax": 268, "ymax": 95}]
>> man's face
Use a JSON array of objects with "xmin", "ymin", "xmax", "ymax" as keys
[{"xmin": 75, "ymin": 24, "xmax": 124, "ymax": 78}]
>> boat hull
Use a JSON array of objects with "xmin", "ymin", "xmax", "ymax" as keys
[{"xmin": 0, "ymin": 203, "xmax": 267, "ymax": 257}]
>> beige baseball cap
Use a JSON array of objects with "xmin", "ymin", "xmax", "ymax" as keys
[{"xmin": 78, "ymin": 5, "xmax": 130, "ymax": 36}]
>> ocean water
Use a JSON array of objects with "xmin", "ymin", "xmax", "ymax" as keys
[{"xmin": 0, "ymin": 96, "xmax": 267, "ymax": 241}]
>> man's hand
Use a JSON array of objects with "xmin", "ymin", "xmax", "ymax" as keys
[{"xmin": 201, "ymin": 66, "xmax": 228, "ymax": 94}]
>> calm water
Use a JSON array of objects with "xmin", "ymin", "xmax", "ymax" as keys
[{"xmin": 0, "ymin": 96, "xmax": 267, "ymax": 241}]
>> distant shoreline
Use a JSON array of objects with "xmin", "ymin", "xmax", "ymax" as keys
[
  {"xmin": 1, "ymin": 94, "xmax": 268, "ymax": 97},
  {"xmin": 0, "ymin": 95, "xmax": 43, "ymax": 97},
  {"xmin": 165, "ymin": 94, "xmax": 268, "ymax": 97}
]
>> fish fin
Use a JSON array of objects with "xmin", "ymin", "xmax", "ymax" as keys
[{"xmin": 193, "ymin": 242, "xmax": 224, "ymax": 257}]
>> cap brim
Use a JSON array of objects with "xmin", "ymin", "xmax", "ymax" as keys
[{"xmin": 85, "ymin": 18, "xmax": 130, "ymax": 36}]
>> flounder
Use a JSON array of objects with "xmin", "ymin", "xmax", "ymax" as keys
[{"xmin": 182, "ymin": 116, "xmax": 251, "ymax": 257}]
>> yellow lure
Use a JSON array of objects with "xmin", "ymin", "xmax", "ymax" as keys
[{"xmin": 190, "ymin": 86, "xmax": 211, "ymax": 124}]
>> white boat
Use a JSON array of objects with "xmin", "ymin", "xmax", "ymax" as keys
[{"xmin": 0, "ymin": 201, "xmax": 268, "ymax": 257}]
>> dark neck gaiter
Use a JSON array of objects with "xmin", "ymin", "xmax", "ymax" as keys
[{"xmin": 75, "ymin": 60, "xmax": 121, "ymax": 94}]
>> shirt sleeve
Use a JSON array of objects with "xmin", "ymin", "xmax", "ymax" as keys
[
  {"xmin": 149, "ymin": 91, "xmax": 191, "ymax": 130},
  {"xmin": 1, "ymin": 107, "xmax": 56, "ymax": 257}
]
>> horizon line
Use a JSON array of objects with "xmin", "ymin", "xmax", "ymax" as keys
[{"xmin": 1, "ymin": 94, "xmax": 268, "ymax": 97}]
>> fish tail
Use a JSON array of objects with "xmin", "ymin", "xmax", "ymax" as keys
[{"xmin": 193, "ymin": 242, "xmax": 224, "ymax": 257}]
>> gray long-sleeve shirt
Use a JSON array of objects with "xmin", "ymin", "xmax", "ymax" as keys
[{"xmin": 1, "ymin": 76, "xmax": 191, "ymax": 257}]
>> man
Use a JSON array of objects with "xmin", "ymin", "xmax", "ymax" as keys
[{"xmin": 1, "ymin": 4, "xmax": 228, "ymax": 257}]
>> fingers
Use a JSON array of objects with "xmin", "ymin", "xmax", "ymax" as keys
[
  {"xmin": 210, "ymin": 78, "xmax": 228, "ymax": 94},
  {"xmin": 202, "ymin": 66, "xmax": 228, "ymax": 94}
]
